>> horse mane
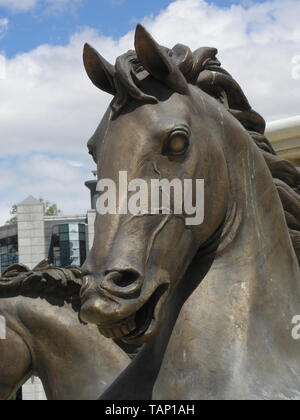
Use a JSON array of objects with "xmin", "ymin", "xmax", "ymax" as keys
[
  {"xmin": 111, "ymin": 45, "xmax": 262, "ymax": 129},
  {"xmin": 110, "ymin": 44, "xmax": 300, "ymax": 264},
  {"xmin": 0, "ymin": 260, "xmax": 85, "ymax": 305}
]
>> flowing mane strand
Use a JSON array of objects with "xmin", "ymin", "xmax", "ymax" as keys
[
  {"xmin": 110, "ymin": 50, "xmax": 156, "ymax": 115},
  {"xmin": 110, "ymin": 45, "xmax": 264, "ymax": 132},
  {"xmin": 0, "ymin": 260, "xmax": 85, "ymax": 306},
  {"xmin": 110, "ymin": 45, "xmax": 210, "ymax": 115}
]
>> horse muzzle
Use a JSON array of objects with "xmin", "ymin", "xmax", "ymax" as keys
[{"xmin": 80, "ymin": 270, "xmax": 170, "ymax": 343}]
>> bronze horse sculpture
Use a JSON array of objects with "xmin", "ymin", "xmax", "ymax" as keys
[
  {"xmin": 0, "ymin": 262, "xmax": 129, "ymax": 400},
  {"xmin": 1, "ymin": 24, "xmax": 300, "ymax": 400},
  {"xmin": 79, "ymin": 25, "xmax": 300, "ymax": 400}
]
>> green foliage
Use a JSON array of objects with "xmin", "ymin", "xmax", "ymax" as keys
[
  {"xmin": 39, "ymin": 199, "xmax": 62, "ymax": 217},
  {"xmin": 6, "ymin": 199, "xmax": 62, "ymax": 224},
  {"xmin": 5, "ymin": 204, "xmax": 17, "ymax": 225}
]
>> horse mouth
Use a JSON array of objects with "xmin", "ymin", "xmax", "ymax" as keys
[{"xmin": 97, "ymin": 284, "xmax": 169, "ymax": 343}]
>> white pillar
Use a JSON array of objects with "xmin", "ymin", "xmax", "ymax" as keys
[{"xmin": 17, "ymin": 196, "xmax": 46, "ymax": 269}]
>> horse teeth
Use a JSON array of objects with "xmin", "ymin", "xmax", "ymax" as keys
[
  {"xmin": 98, "ymin": 318, "xmax": 137, "ymax": 339},
  {"xmin": 128, "ymin": 318, "xmax": 136, "ymax": 332}
]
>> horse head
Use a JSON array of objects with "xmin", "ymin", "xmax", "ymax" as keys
[{"xmin": 80, "ymin": 25, "xmax": 230, "ymax": 346}]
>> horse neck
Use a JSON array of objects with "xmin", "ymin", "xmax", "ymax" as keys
[
  {"xmin": 154, "ymin": 115, "xmax": 300, "ymax": 399},
  {"xmin": 210, "ymin": 117, "xmax": 300, "ymax": 321},
  {"xmin": 204, "ymin": 117, "xmax": 299, "ymax": 329}
]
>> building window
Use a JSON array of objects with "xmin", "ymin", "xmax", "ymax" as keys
[
  {"xmin": 48, "ymin": 224, "xmax": 86, "ymax": 268},
  {"xmin": 0, "ymin": 235, "xmax": 18, "ymax": 275}
]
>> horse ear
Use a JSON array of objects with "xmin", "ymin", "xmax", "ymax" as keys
[
  {"xmin": 134, "ymin": 24, "xmax": 188, "ymax": 95},
  {"xmin": 83, "ymin": 43, "xmax": 116, "ymax": 95}
]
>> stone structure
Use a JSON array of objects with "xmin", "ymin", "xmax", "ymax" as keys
[
  {"xmin": 0, "ymin": 183, "xmax": 98, "ymax": 400},
  {"xmin": 17, "ymin": 196, "xmax": 46, "ymax": 270},
  {"xmin": 0, "ymin": 183, "xmax": 97, "ymax": 277},
  {"xmin": 266, "ymin": 115, "xmax": 300, "ymax": 167}
]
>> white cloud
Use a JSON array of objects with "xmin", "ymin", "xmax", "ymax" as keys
[
  {"xmin": 0, "ymin": 28, "xmax": 118, "ymax": 158},
  {"xmin": 0, "ymin": 0, "xmax": 38, "ymax": 11},
  {"xmin": 0, "ymin": 154, "xmax": 92, "ymax": 222},
  {"xmin": 142, "ymin": 0, "xmax": 300, "ymax": 121},
  {"xmin": 0, "ymin": 0, "xmax": 300, "ymax": 224},
  {"xmin": 67, "ymin": 160, "xmax": 84, "ymax": 168}
]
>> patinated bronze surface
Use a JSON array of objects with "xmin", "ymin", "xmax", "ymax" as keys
[
  {"xmin": 0, "ymin": 262, "xmax": 129, "ymax": 400},
  {"xmin": 1, "ymin": 24, "xmax": 300, "ymax": 400},
  {"xmin": 80, "ymin": 25, "xmax": 300, "ymax": 399}
]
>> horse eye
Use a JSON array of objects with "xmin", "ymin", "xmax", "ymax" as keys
[{"xmin": 163, "ymin": 132, "xmax": 189, "ymax": 156}]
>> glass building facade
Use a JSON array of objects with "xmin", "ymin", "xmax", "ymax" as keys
[
  {"xmin": 49, "ymin": 224, "xmax": 87, "ymax": 268},
  {"xmin": 0, "ymin": 235, "xmax": 18, "ymax": 274}
]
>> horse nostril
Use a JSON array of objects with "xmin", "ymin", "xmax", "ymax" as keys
[
  {"xmin": 101, "ymin": 269, "xmax": 142, "ymax": 297},
  {"xmin": 105, "ymin": 270, "xmax": 139, "ymax": 288}
]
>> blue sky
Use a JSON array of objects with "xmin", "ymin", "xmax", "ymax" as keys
[
  {"xmin": 0, "ymin": 0, "xmax": 299, "ymax": 223},
  {"xmin": 0, "ymin": 0, "xmax": 172, "ymax": 57},
  {"xmin": 0, "ymin": 0, "xmax": 267, "ymax": 57}
]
